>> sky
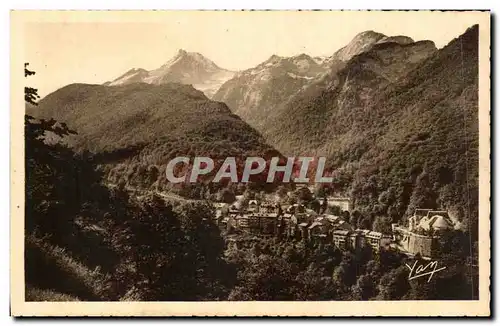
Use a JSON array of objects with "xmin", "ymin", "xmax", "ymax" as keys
[{"xmin": 18, "ymin": 11, "xmax": 485, "ymax": 97}]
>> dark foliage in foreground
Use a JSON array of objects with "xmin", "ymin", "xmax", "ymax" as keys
[
  {"xmin": 223, "ymin": 233, "xmax": 476, "ymax": 301},
  {"xmin": 25, "ymin": 66, "xmax": 233, "ymax": 301}
]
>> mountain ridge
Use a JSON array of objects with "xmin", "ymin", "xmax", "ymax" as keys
[
  {"xmin": 262, "ymin": 25, "xmax": 478, "ymax": 226},
  {"xmin": 106, "ymin": 50, "xmax": 236, "ymax": 98},
  {"xmin": 213, "ymin": 52, "xmax": 330, "ymax": 129},
  {"xmin": 214, "ymin": 30, "xmax": 436, "ymax": 134}
]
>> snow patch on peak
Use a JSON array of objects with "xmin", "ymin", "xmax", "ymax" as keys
[
  {"xmin": 107, "ymin": 68, "xmax": 148, "ymax": 86},
  {"xmin": 287, "ymin": 72, "xmax": 314, "ymax": 80},
  {"xmin": 105, "ymin": 50, "xmax": 234, "ymax": 98},
  {"xmin": 313, "ymin": 56, "xmax": 328, "ymax": 65}
]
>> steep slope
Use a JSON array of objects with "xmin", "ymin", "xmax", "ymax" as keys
[
  {"xmin": 106, "ymin": 50, "xmax": 235, "ymax": 98},
  {"xmin": 266, "ymin": 39, "xmax": 437, "ymax": 154},
  {"xmin": 330, "ymin": 30, "xmax": 386, "ymax": 62},
  {"xmin": 27, "ymin": 83, "xmax": 280, "ymax": 196},
  {"xmin": 105, "ymin": 68, "xmax": 149, "ymax": 86},
  {"xmin": 351, "ymin": 25, "xmax": 479, "ymax": 225},
  {"xmin": 265, "ymin": 25, "xmax": 479, "ymax": 226},
  {"xmin": 213, "ymin": 30, "xmax": 418, "ymax": 131},
  {"xmin": 213, "ymin": 53, "xmax": 327, "ymax": 129}
]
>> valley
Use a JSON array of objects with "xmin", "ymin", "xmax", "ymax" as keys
[{"xmin": 24, "ymin": 23, "xmax": 480, "ymax": 302}]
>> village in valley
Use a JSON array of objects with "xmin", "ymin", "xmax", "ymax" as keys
[
  {"xmin": 212, "ymin": 185, "xmax": 461, "ymax": 259},
  {"xmin": 20, "ymin": 14, "xmax": 483, "ymax": 305}
]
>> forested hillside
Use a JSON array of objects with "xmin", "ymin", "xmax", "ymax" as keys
[
  {"xmin": 25, "ymin": 64, "xmax": 235, "ymax": 301},
  {"xmin": 261, "ymin": 25, "xmax": 479, "ymax": 231},
  {"xmin": 27, "ymin": 82, "xmax": 281, "ymax": 197},
  {"xmin": 23, "ymin": 24, "xmax": 481, "ymax": 303}
]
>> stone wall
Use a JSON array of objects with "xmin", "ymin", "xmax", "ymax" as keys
[{"xmin": 408, "ymin": 233, "xmax": 436, "ymax": 257}]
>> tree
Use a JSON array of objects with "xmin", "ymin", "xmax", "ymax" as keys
[
  {"xmin": 217, "ymin": 187, "xmax": 236, "ymax": 203},
  {"xmin": 320, "ymin": 197, "xmax": 328, "ymax": 214},
  {"xmin": 114, "ymin": 197, "xmax": 232, "ymax": 300},
  {"xmin": 293, "ymin": 187, "xmax": 313, "ymax": 204},
  {"xmin": 24, "ymin": 65, "xmax": 234, "ymax": 301},
  {"xmin": 24, "ymin": 63, "xmax": 40, "ymax": 105},
  {"xmin": 294, "ymin": 263, "xmax": 338, "ymax": 300},
  {"xmin": 24, "ymin": 64, "xmax": 118, "ymax": 300},
  {"xmin": 377, "ymin": 266, "xmax": 411, "ymax": 300},
  {"xmin": 349, "ymin": 210, "xmax": 362, "ymax": 228},
  {"xmin": 351, "ymin": 274, "xmax": 376, "ymax": 300},
  {"xmin": 357, "ymin": 215, "xmax": 372, "ymax": 230},
  {"xmin": 308, "ymin": 199, "xmax": 321, "ymax": 213},
  {"xmin": 372, "ymin": 216, "xmax": 392, "ymax": 234},
  {"xmin": 328, "ymin": 205, "xmax": 342, "ymax": 216},
  {"xmin": 405, "ymin": 170, "xmax": 437, "ymax": 217},
  {"xmin": 229, "ymin": 255, "xmax": 297, "ymax": 301},
  {"xmin": 314, "ymin": 185, "xmax": 327, "ymax": 198},
  {"xmin": 276, "ymin": 185, "xmax": 288, "ymax": 199},
  {"xmin": 24, "ymin": 64, "xmax": 89, "ymax": 236}
]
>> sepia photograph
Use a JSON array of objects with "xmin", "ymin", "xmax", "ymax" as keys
[{"xmin": 10, "ymin": 10, "xmax": 490, "ymax": 316}]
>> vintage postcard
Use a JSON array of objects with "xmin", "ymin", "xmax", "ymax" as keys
[{"xmin": 10, "ymin": 10, "xmax": 490, "ymax": 316}]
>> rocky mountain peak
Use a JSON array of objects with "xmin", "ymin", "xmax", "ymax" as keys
[
  {"xmin": 263, "ymin": 54, "xmax": 283, "ymax": 64},
  {"xmin": 333, "ymin": 30, "xmax": 387, "ymax": 62},
  {"xmin": 293, "ymin": 53, "xmax": 312, "ymax": 60},
  {"xmin": 160, "ymin": 49, "xmax": 220, "ymax": 71},
  {"xmin": 354, "ymin": 30, "xmax": 386, "ymax": 40},
  {"xmin": 104, "ymin": 50, "xmax": 234, "ymax": 98}
]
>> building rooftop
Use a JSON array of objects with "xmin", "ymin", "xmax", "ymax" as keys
[
  {"xmin": 426, "ymin": 210, "xmax": 450, "ymax": 218},
  {"xmin": 367, "ymin": 231, "xmax": 382, "ymax": 238},
  {"xmin": 327, "ymin": 197, "xmax": 351, "ymax": 201},
  {"xmin": 357, "ymin": 229, "xmax": 371, "ymax": 235},
  {"xmin": 333, "ymin": 230, "xmax": 350, "ymax": 235},
  {"xmin": 417, "ymin": 212, "xmax": 453, "ymax": 231},
  {"xmin": 430, "ymin": 215, "xmax": 453, "ymax": 230},
  {"xmin": 325, "ymin": 214, "xmax": 341, "ymax": 221},
  {"xmin": 308, "ymin": 222, "xmax": 322, "ymax": 229}
]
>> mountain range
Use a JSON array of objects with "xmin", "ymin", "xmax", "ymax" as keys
[
  {"xmin": 213, "ymin": 30, "xmax": 435, "ymax": 131},
  {"xmin": 262, "ymin": 36, "xmax": 438, "ymax": 155},
  {"xmin": 253, "ymin": 26, "xmax": 477, "ymax": 226},
  {"xmin": 28, "ymin": 25, "xmax": 479, "ymax": 228},
  {"xmin": 104, "ymin": 49, "xmax": 235, "ymax": 98},
  {"xmin": 213, "ymin": 53, "xmax": 328, "ymax": 129}
]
